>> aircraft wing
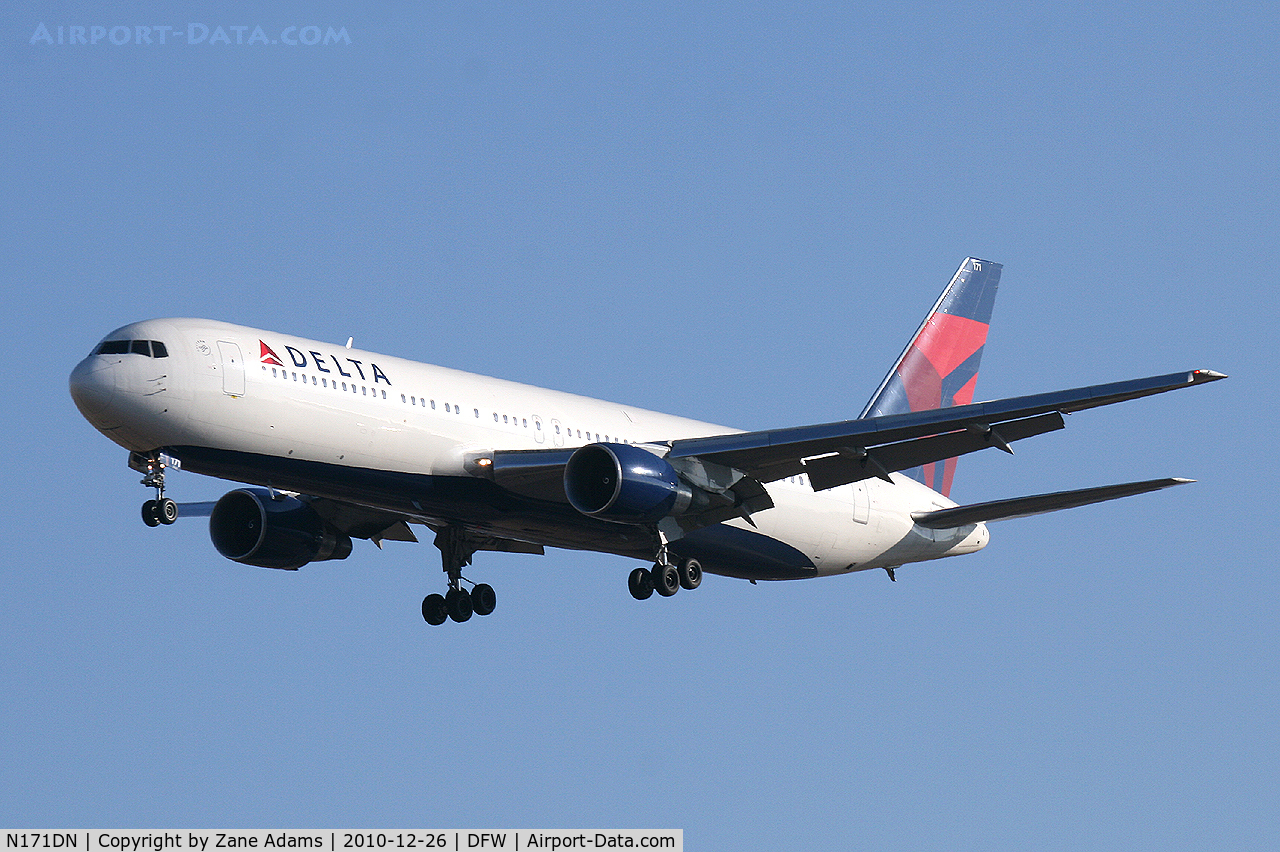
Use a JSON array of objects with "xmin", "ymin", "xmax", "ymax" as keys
[
  {"xmin": 481, "ymin": 369, "xmax": 1225, "ymax": 512},
  {"xmin": 179, "ymin": 493, "xmax": 543, "ymax": 554},
  {"xmin": 666, "ymin": 369, "xmax": 1226, "ymax": 491}
]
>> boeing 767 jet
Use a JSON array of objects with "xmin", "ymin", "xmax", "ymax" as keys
[{"xmin": 69, "ymin": 258, "xmax": 1225, "ymax": 624}]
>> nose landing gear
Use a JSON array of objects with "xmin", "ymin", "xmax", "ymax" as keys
[
  {"xmin": 133, "ymin": 452, "xmax": 178, "ymax": 527},
  {"xmin": 142, "ymin": 496, "xmax": 179, "ymax": 526}
]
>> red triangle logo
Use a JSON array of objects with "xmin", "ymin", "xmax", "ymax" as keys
[{"xmin": 260, "ymin": 341, "xmax": 284, "ymax": 366}]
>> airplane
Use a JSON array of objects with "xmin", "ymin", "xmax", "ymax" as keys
[{"xmin": 68, "ymin": 258, "xmax": 1225, "ymax": 625}]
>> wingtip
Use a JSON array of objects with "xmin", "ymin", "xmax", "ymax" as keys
[{"xmin": 1191, "ymin": 369, "xmax": 1228, "ymax": 382}]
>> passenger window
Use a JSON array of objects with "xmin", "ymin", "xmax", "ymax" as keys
[
  {"xmin": 475, "ymin": 409, "xmax": 480, "ymax": 418},
  {"xmin": 430, "ymin": 400, "xmax": 436, "ymax": 409},
  {"xmin": 444, "ymin": 403, "xmax": 450, "ymax": 413},
  {"xmin": 151, "ymin": 341, "xmax": 169, "ymax": 358},
  {"xmin": 503, "ymin": 415, "xmax": 509, "ymax": 424},
  {"xmin": 272, "ymin": 368, "xmax": 278, "ymax": 378}
]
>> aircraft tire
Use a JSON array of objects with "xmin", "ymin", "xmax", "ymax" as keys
[
  {"xmin": 472, "ymin": 583, "xmax": 496, "ymax": 616},
  {"xmin": 679, "ymin": 558, "xmax": 702, "ymax": 590},
  {"xmin": 446, "ymin": 588, "xmax": 473, "ymax": 623},
  {"xmin": 158, "ymin": 498, "xmax": 179, "ymax": 525},
  {"xmin": 422, "ymin": 594, "xmax": 448, "ymax": 625},
  {"xmin": 628, "ymin": 567, "xmax": 654, "ymax": 601},
  {"xmin": 653, "ymin": 563, "xmax": 680, "ymax": 597},
  {"xmin": 142, "ymin": 500, "xmax": 161, "ymax": 527}
]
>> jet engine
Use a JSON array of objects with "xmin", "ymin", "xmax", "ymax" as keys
[
  {"xmin": 209, "ymin": 488, "xmax": 352, "ymax": 570},
  {"xmin": 564, "ymin": 443, "xmax": 697, "ymax": 524}
]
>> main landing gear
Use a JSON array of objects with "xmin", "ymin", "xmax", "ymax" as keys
[
  {"xmin": 135, "ymin": 452, "xmax": 178, "ymax": 527},
  {"xmin": 422, "ymin": 526, "xmax": 497, "ymax": 626},
  {"xmin": 628, "ymin": 557, "xmax": 702, "ymax": 600},
  {"xmin": 628, "ymin": 529, "xmax": 702, "ymax": 601}
]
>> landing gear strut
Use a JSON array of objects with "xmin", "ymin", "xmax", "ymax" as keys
[
  {"xmin": 628, "ymin": 557, "xmax": 702, "ymax": 601},
  {"xmin": 628, "ymin": 526, "xmax": 703, "ymax": 602},
  {"xmin": 421, "ymin": 525, "xmax": 497, "ymax": 626},
  {"xmin": 134, "ymin": 452, "xmax": 177, "ymax": 527}
]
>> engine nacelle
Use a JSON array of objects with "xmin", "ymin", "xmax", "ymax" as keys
[
  {"xmin": 564, "ymin": 443, "xmax": 694, "ymax": 524},
  {"xmin": 209, "ymin": 488, "xmax": 353, "ymax": 570}
]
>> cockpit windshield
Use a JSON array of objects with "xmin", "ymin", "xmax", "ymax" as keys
[{"xmin": 95, "ymin": 339, "xmax": 169, "ymax": 358}]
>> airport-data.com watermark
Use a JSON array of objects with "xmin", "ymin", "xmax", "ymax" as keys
[{"xmin": 29, "ymin": 22, "xmax": 351, "ymax": 46}]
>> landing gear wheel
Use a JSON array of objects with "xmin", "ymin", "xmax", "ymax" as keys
[
  {"xmin": 653, "ymin": 562, "xmax": 680, "ymax": 597},
  {"xmin": 142, "ymin": 500, "xmax": 161, "ymax": 527},
  {"xmin": 679, "ymin": 558, "xmax": 703, "ymax": 590},
  {"xmin": 158, "ymin": 497, "xmax": 179, "ymax": 525},
  {"xmin": 446, "ymin": 587, "xmax": 473, "ymax": 623},
  {"xmin": 471, "ymin": 583, "xmax": 496, "ymax": 616},
  {"xmin": 422, "ymin": 594, "xmax": 448, "ymax": 626},
  {"xmin": 628, "ymin": 566, "xmax": 654, "ymax": 601}
]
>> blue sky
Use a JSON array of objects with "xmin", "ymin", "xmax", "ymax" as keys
[{"xmin": 2, "ymin": 3, "xmax": 1274, "ymax": 849}]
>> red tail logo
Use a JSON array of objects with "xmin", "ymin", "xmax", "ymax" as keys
[{"xmin": 860, "ymin": 258, "xmax": 1002, "ymax": 497}]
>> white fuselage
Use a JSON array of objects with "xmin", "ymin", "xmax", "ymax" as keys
[{"xmin": 69, "ymin": 318, "xmax": 988, "ymax": 580}]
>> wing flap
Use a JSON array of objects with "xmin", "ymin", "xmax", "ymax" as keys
[
  {"xmin": 804, "ymin": 411, "xmax": 1065, "ymax": 491},
  {"xmin": 911, "ymin": 477, "xmax": 1192, "ymax": 528},
  {"xmin": 424, "ymin": 523, "xmax": 546, "ymax": 555}
]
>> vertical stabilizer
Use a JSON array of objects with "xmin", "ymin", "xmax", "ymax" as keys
[{"xmin": 860, "ymin": 257, "xmax": 1001, "ymax": 497}]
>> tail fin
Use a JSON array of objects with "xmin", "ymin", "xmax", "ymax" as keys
[{"xmin": 860, "ymin": 257, "xmax": 1002, "ymax": 497}]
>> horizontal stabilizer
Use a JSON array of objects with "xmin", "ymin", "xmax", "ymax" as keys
[{"xmin": 911, "ymin": 477, "xmax": 1193, "ymax": 529}]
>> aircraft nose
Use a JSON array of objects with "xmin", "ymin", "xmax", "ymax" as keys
[{"xmin": 69, "ymin": 355, "xmax": 121, "ymax": 429}]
